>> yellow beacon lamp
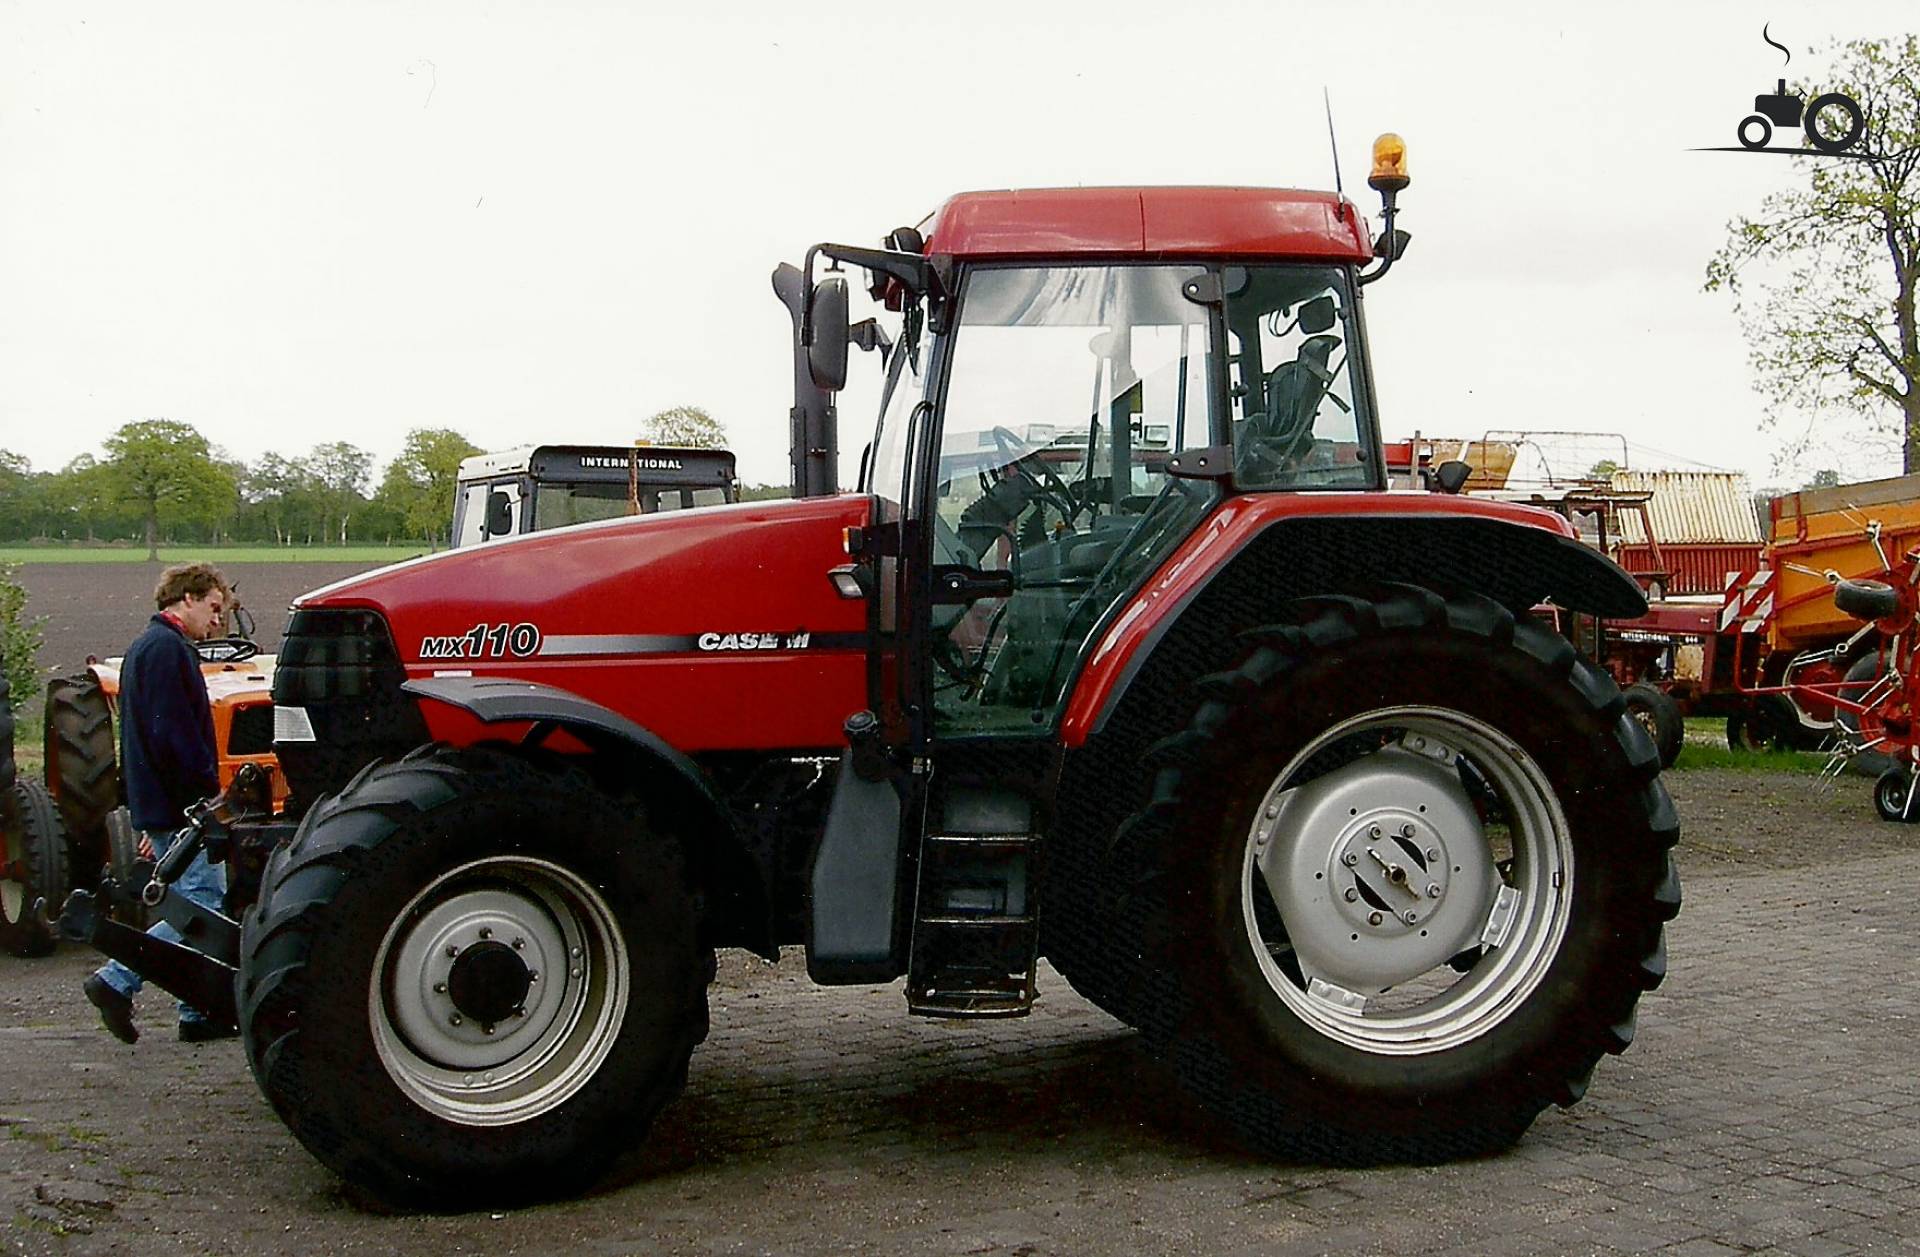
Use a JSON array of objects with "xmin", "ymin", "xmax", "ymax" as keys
[{"xmin": 1360, "ymin": 132, "xmax": 1411, "ymax": 284}]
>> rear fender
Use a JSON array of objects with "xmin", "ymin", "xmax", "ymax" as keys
[
  {"xmin": 1062, "ymin": 510, "xmax": 1646, "ymax": 745},
  {"xmin": 402, "ymin": 676, "xmax": 775, "ymax": 958}
]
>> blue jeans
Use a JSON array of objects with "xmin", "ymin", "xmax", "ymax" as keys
[{"xmin": 93, "ymin": 827, "xmax": 227, "ymax": 1026}]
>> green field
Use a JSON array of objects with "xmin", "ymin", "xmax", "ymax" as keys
[{"xmin": 0, "ymin": 545, "xmax": 427, "ymax": 564}]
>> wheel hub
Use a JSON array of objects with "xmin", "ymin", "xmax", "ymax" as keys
[
  {"xmin": 446, "ymin": 940, "xmax": 534, "ymax": 1027},
  {"xmin": 385, "ymin": 885, "xmax": 576, "ymax": 1070},
  {"xmin": 1258, "ymin": 742, "xmax": 1497, "ymax": 991}
]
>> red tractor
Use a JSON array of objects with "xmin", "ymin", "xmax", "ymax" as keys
[{"xmin": 62, "ymin": 140, "xmax": 1679, "ymax": 1205}]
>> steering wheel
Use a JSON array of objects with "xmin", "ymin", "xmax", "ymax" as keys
[{"xmin": 990, "ymin": 426, "xmax": 1080, "ymax": 524}]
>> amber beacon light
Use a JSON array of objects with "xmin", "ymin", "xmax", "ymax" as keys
[{"xmin": 1368, "ymin": 133, "xmax": 1409, "ymax": 193}]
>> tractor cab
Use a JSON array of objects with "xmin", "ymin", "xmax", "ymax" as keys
[
  {"xmin": 451, "ymin": 444, "xmax": 739, "ymax": 547},
  {"xmin": 783, "ymin": 172, "xmax": 1408, "ymax": 1012}
]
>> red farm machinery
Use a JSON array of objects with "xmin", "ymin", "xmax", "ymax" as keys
[{"xmin": 54, "ymin": 142, "xmax": 1682, "ymax": 1206}]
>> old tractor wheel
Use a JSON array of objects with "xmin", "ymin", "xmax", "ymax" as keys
[
  {"xmin": 44, "ymin": 673, "xmax": 118, "ymax": 877},
  {"xmin": 1, "ymin": 672, "xmax": 15, "ymax": 796},
  {"xmin": 2, "ymin": 780, "xmax": 73, "ymax": 958},
  {"xmin": 1623, "ymin": 683, "xmax": 1683, "ymax": 768},
  {"xmin": 1117, "ymin": 588, "xmax": 1679, "ymax": 1162},
  {"xmin": 239, "ymin": 745, "xmax": 711, "ymax": 1207}
]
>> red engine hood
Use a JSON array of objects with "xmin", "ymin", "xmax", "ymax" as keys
[{"xmin": 298, "ymin": 494, "xmax": 873, "ymax": 752}]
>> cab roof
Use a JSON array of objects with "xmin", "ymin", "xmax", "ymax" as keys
[{"xmin": 922, "ymin": 187, "xmax": 1375, "ymax": 262}]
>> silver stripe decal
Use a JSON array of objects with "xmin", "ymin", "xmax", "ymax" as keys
[{"xmin": 539, "ymin": 634, "xmax": 690, "ymax": 657}]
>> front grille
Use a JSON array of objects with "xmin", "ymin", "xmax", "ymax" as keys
[{"xmin": 273, "ymin": 608, "xmax": 428, "ymax": 812}]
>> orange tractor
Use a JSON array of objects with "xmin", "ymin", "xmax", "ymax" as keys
[{"xmin": 41, "ymin": 608, "xmax": 286, "ymax": 920}]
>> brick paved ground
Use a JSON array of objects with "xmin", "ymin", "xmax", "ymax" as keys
[{"xmin": 2, "ymin": 782, "xmax": 1916, "ymax": 1256}]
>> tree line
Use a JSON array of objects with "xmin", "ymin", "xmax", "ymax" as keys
[
  {"xmin": 0, "ymin": 420, "xmax": 486, "ymax": 555},
  {"xmin": 0, "ymin": 407, "xmax": 776, "ymax": 557}
]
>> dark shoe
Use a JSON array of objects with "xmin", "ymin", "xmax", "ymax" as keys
[
  {"xmin": 82, "ymin": 974, "xmax": 138, "ymax": 1044},
  {"xmin": 177, "ymin": 1020, "xmax": 238, "ymax": 1043}
]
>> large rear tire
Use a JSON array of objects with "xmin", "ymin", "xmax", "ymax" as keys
[
  {"xmin": 239, "ymin": 745, "xmax": 711, "ymax": 1207},
  {"xmin": 2, "ymin": 780, "xmax": 73, "ymax": 958},
  {"xmin": 44, "ymin": 673, "xmax": 118, "ymax": 877},
  {"xmin": 1117, "ymin": 588, "xmax": 1679, "ymax": 1162}
]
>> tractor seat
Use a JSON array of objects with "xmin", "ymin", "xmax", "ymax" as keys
[{"xmin": 1240, "ymin": 335, "xmax": 1340, "ymax": 477}]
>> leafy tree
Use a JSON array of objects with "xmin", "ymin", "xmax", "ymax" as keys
[
  {"xmin": 243, "ymin": 452, "xmax": 311, "ymax": 545},
  {"xmin": 1706, "ymin": 36, "xmax": 1920, "ymax": 472},
  {"xmin": 0, "ymin": 563, "xmax": 44, "ymax": 714},
  {"xmin": 640, "ymin": 405, "xmax": 728, "ymax": 449},
  {"xmin": 376, "ymin": 428, "xmax": 482, "ymax": 546},
  {"xmin": 100, "ymin": 420, "xmax": 234, "ymax": 559},
  {"xmin": 305, "ymin": 441, "xmax": 374, "ymax": 543}
]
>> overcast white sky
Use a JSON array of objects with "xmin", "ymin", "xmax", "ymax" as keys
[{"xmin": 1, "ymin": 0, "xmax": 1911, "ymax": 493}]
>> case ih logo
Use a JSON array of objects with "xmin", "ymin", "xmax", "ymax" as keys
[
  {"xmin": 421, "ymin": 622, "xmax": 543, "ymax": 660},
  {"xmin": 697, "ymin": 631, "xmax": 811, "ymax": 651}
]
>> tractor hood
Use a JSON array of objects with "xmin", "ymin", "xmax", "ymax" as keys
[{"xmin": 294, "ymin": 494, "xmax": 873, "ymax": 752}]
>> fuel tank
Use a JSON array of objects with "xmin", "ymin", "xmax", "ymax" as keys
[{"xmin": 295, "ymin": 494, "xmax": 872, "ymax": 752}]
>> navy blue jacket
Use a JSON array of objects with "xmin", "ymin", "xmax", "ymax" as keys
[{"xmin": 119, "ymin": 614, "xmax": 218, "ymax": 830}]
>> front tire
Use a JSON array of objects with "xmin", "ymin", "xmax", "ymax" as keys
[
  {"xmin": 44, "ymin": 673, "xmax": 118, "ymax": 877},
  {"xmin": 1120, "ymin": 589, "xmax": 1679, "ymax": 1162},
  {"xmin": 239, "ymin": 746, "xmax": 711, "ymax": 1206}
]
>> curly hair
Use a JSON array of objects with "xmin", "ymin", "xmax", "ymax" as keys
[{"xmin": 152, "ymin": 562, "xmax": 228, "ymax": 611}]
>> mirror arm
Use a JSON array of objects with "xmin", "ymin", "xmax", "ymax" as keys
[{"xmin": 1358, "ymin": 190, "xmax": 1401, "ymax": 287}]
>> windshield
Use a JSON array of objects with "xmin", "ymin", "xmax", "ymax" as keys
[{"xmin": 531, "ymin": 481, "xmax": 730, "ymax": 530}]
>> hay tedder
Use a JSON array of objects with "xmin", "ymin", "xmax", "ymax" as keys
[{"xmin": 1732, "ymin": 525, "xmax": 1920, "ymax": 820}]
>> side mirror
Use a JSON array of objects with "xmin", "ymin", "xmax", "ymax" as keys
[
  {"xmin": 1434, "ymin": 460, "xmax": 1472, "ymax": 495},
  {"xmin": 485, "ymin": 490, "xmax": 514, "ymax": 538},
  {"xmin": 807, "ymin": 276, "xmax": 850, "ymax": 392},
  {"xmin": 1298, "ymin": 295, "xmax": 1338, "ymax": 335},
  {"xmin": 1372, "ymin": 228, "xmax": 1412, "ymax": 262},
  {"xmin": 231, "ymin": 604, "xmax": 257, "ymax": 641}
]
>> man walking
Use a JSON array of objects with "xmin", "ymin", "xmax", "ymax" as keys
[{"xmin": 82, "ymin": 563, "xmax": 237, "ymax": 1043}]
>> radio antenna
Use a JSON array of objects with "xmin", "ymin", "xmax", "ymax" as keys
[{"xmin": 1323, "ymin": 87, "xmax": 1348, "ymax": 215}]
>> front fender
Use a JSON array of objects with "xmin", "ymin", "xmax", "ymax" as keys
[
  {"xmin": 402, "ymin": 675, "xmax": 774, "ymax": 958},
  {"xmin": 1061, "ymin": 504, "xmax": 1646, "ymax": 746}
]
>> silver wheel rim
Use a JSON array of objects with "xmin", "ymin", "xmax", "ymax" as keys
[
  {"xmin": 1, "ymin": 827, "xmax": 23, "ymax": 924},
  {"xmin": 370, "ymin": 856, "xmax": 628, "ymax": 1126},
  {"xmin": 1241, "ymin": 706, "xmax": 1572, "ymax": 1056}
]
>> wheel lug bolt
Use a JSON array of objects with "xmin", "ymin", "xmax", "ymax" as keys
[
  {"xmin": 513, "ymin": 937, "xmax": 525, "ymax": 950},
  {"xmin": 1403, "ymin": 910, "xmax": 1419, "ymax": 924},
  {"xmin": 569, "ymin": 968, "xmax": 582, "ymax": 979},
  {"xmin": 450, "ymin": 1013, "xmax": 463, "ymax": 1026},
  {"xmin": 433, "ymin": 982, "xmax": 447, "ymax": 994},
  {"xmin": 1427, "ymin": 848, "xmax": 1440, "ymax": 862},
  {"xmin": 445, "ymin": 945, "xmax": 459, "ymax": 958},
  {"xmin": 1368, "ymin": 825, "xmax": 1381, "ymax": 839},
  {"xmin": 1400, "ymin": 823, "xmax": 1415, "ymax": 838},
  {"xmin": 1367, "ymin": 911, "xmax": 1383, "ymax": 926},
  {"xmin": 482, "ymin": 1023, "xmax": 494, "ymax": 1035},
  {"xmin": 528, "ymin": 971, "xmax": 539, "ymax": 983},
  {"xmin": 1427, "ymin": 884, "xmax": 1442, "ymax": 899},
  {"xmin": 513, "ymin": 1006, "xmax": 526, "ymax": 1018},
  {"xmin": 570, "ymin": 947, "xmax": 582, "ymax": 959},
  {"xmin": 1343, "ymin": 888, "xmax": 1358, "ymax": 902},
  {"xmin": 479, "ymin": 928, "xmax": 492, "ymax": 941},
  {"xmin": 1343, "ymin": 852, "xmax": 1358, "ymax": 867}
]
